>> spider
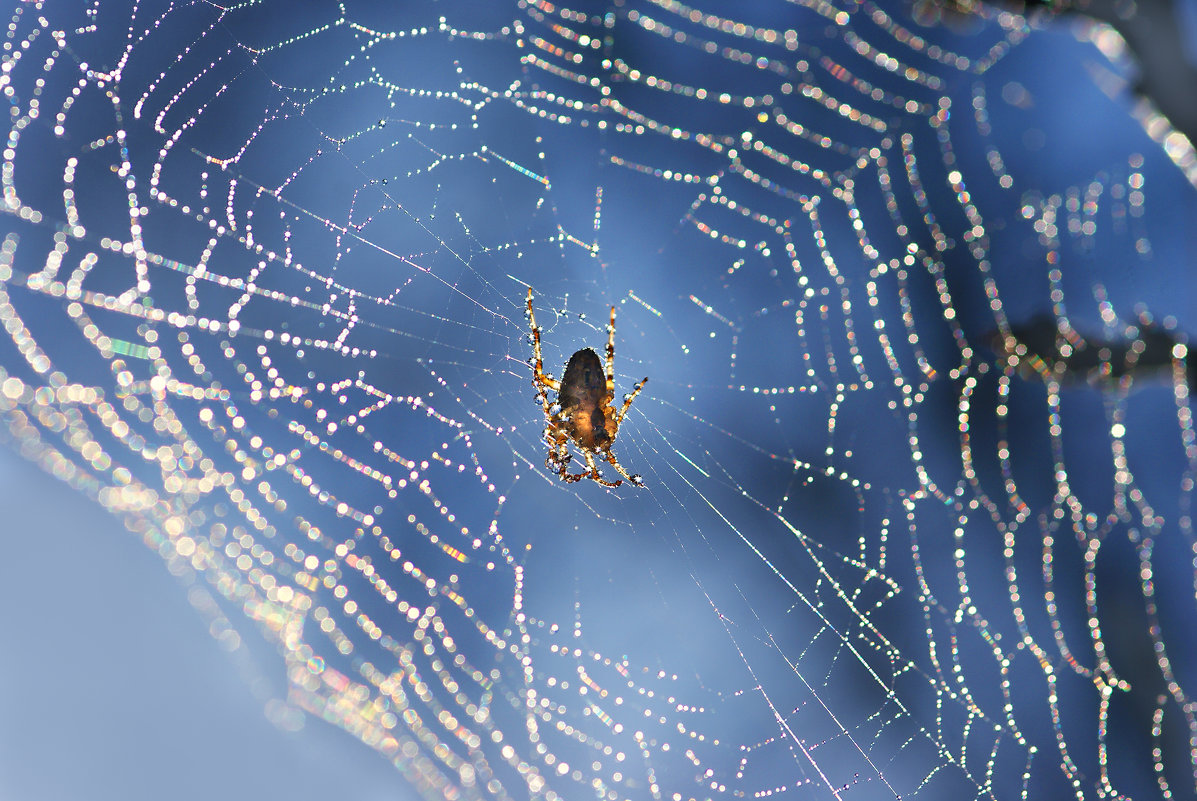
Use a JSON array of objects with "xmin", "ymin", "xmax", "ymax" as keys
[{"xmin": 525, "ymin": 287, "xmax": 648, "ymax": 488}]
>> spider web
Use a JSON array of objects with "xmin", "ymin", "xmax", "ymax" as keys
[{"xmin": 1, "ymin": 0, "xmax": 1195, "ymax": 799}]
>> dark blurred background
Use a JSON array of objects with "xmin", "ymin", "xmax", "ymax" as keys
[{"xmin": 1, "ymin": 1, "xmax": 1195, "ymax": 799}]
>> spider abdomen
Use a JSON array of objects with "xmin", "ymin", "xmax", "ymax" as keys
[
  {"xmin": 526, "ymin": 287, "xmax": 646, "ymax": 487},
  {"xmin": 558, "ymin": 348, "xmax": 611, "ymax": 450},
  {"xmin": 559, "ymin": 348, "xmax": 605, "ymax": 406}
]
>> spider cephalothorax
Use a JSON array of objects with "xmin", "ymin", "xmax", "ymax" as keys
[{"xmin": 526, "ymin": 287, "xmax": 647, "ymax": 488}]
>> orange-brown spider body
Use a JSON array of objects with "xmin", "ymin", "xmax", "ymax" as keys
[
  {"xmin": 526, "ymin": 288, "xmax": 647, "ymax": 488},
  {"xmin": 558, "ymin": 348, "xmax": 614, "ymax": 451}
]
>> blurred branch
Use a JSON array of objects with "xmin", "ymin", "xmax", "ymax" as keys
[
  {"xmin": 1061, "ymin": 0, "xmax": 1197, "ymax": 145},
  {"xmin": 921, "ymin": 0, "xmax": 1197, "ymax": 146}
]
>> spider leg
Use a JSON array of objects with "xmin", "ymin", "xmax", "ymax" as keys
[
  {"xmin": 546, "ymin": 444, "xmax": 566, "ymax": 470},
  {"xmin": 534, "ymin": 378, "xmax": 553, "ymax": 425},
  {"xmin": 546, "ymin": 428, "xmax": 569, "ymax": 465},
  {"xmin": 534, "ymin": 384, "xmax": 556, "ymax": 468},
  {"xmin": 584, "ymin": 450, "xmax": 623, "ymax": 488},
  {"xmin": 614, "ymin": 376, "xmax": 648, "ymax": 424},
  {"xmin": 527, "ymin": 288, "xmax": 560, "ymax": 392},
  {"xmin": 562, "ymin": 447, "xmax": 589, "ymax": 482},
  {"xmin": 604, "ymin": 450, "xmax": 644, "ymax": 487},
  {"xmin": 604, "ymin": 303, "xmax": 617, "ymax": 397},
  {"xmin": 546, "ymin": 430, "xmax": 589, "ymax": 482}
]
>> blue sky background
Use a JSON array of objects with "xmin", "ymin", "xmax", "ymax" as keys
[
  {"xmin": 0, "ymin": 447, "xmax": 406, "ymax": 800},
  {"xmin": 1, "ymin": 1, "xmax": 1196, "ymax": 800}
]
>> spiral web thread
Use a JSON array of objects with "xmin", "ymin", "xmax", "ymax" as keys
[{"xmin": 0, "ymin": 1, "xmax": 1194, "ymax": 799}]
